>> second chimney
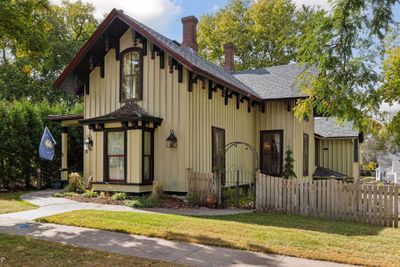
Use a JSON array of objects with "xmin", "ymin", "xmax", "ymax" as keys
[
  {"xmin": 181, "ymin": 16, "xmax": 198, "ymax": 51},
  {"xmin": 224, "ymin": 43, "xmax": 235, "ymax": 72}
]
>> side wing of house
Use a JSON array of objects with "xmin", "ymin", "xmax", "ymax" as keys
[{"xmin": 314, "ymin": 118, "xmax": 361, "ymax": 180}]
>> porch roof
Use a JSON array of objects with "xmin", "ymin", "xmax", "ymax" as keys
[
  {"xmin": 47, "ymin": 114, "xmax": 83, "ymax": 127},
  {"xmin": 79, "ymin": 100, "xmax": 163, "ymax": 126},
  {"xmin": 313, "ymin": 166, "xmax": 347, "ymax": 179}
]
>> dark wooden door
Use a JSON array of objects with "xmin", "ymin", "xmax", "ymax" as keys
[{"xmin": 212, "ymin": 127, "xmax": 226, "ymax": 185}]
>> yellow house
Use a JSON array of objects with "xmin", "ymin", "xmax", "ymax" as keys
[{"xmin": 52, "ymin": 9, "xmax": 360, "ymax": 193}]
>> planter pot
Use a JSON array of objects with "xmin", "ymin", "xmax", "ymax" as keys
[{"xmin": 206, "ymin": 194, "xmax": 217, "ymax": 209}]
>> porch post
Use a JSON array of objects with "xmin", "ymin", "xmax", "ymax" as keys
[{"xmin": 61, "ymin": 126, "xmax": 68, "ymax": 183}]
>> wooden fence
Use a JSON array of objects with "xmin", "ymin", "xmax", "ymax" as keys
[
  {"xmin": 256, "ymin": 173, "xmax": 399, "ymax": 228},
  {"xmin": 187, "ymin": 170, "xmax": 217, "ymax": 206}
]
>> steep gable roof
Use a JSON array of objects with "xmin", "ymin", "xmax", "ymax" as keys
[{"xmin": 53, "ymin": 9, "xmax": 260, "ymax": 100}]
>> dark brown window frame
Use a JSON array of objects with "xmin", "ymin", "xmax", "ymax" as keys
[
  {"xmin": 142, "ymin": 129, "xmax": 154, "ymax": 185},
  {"xmin": 104, "ymin": 129, "xmax": 127, "ymax": 183},
  {"xmin": 260, "ymin": 130, "xmax": 284, "ymax": 176},
  {"xmin": 315, "ymin": 137, "xmax": 320, "ymax": 166},
  {"xmin": 120, "ymin": 47, "xmax": 143, "ymax": 102},
  {"xmin": 212, "ymin": 127, "xmax": 226, "ymax": 185},
  {"xmin": 354, "ymin": 139, "xmax": 359, "ymax": 163},
  {"xmin": 303, "ymin": 133, "xmax": 309, "ymax": 176}
]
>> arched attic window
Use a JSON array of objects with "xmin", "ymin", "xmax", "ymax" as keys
[{"xmin": 120, "ymin": 47, "xmax": 143, "ymax": 101}]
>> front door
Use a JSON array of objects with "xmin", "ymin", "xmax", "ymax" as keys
[{"xmin": 212, "ymin": 127, "xmax": 226, "ymax": 185}]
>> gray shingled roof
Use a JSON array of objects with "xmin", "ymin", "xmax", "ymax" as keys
[
  {"xmin": 118, "ymin": 11, "xmax": 260, "ymax": 97},
  {"xmin": 313, "ymin": 166, "xmax": 347, "ymax": 178},
  {"xmin": 314, "ymin": 117, "xmax": 358, "ymax": 138},
  {"xmin": 232, "ymin": 64, "xmax": 315, "ymax": 100}
]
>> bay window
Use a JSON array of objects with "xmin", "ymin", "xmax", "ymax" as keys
[{"xmin": 105, "ymin": 131, "xmax": 126, "ymax": 182}]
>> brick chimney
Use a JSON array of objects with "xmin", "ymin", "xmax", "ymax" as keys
[
  {"xmin": 224, "ymin": 43, "xmax": 235, "ymax": 72},
  {"xmin": 181, "ymin": 16, "xmax": 198, "ymax": 52}
]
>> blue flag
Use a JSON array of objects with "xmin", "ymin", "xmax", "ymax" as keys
[{"xmin": 39, "ymin": 127, "xmax": 56, "ymax": 161}]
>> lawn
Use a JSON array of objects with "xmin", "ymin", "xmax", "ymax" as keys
[
  {"xmin": 0, "ymin": 233, "xmax": 179, "ymax": 266},
  {"xmin": 0, "ymin": 192, "xmax": 38, "ymax": 214},
  {"xmin": 38, "ymin": 210, "xmax": 400, "ymax": 267}
]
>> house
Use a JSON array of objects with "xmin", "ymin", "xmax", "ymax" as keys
[
  {"xmin": 314, "ymin": 117, "xmax": 361, "ymax": 180},
  {"xmin": 376, "ymin": 153, "xmax": 400, "ymax": 184},
  {"xmin": 51, "ymin": 9, "xmax": 360, "ymax": 194}
]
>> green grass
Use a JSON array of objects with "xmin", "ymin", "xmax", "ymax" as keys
[
  {"xmin": 0, "ymin": 233, "xmax": 179, "ymax": 266},
  {"xmin": 0, "ymin": 192, "xmax": 38, "ymax": 214},
  {"xmin": 38, "ymin": 210, "xmax": 400, "ymax": 267}
]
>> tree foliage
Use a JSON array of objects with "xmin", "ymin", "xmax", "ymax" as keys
[
  {"xmin": 0, "ymin": 0, "xmax": 98, "ymax": 104},
  {"xmin": 0, "ymin": 100, "xmax": 83, "ymax": 189},
  {"xmin": 295, "ymin": 0, "xmax": 399, "ymax": 132},
  {"xmin": 197, "ymin": 0, "xmax": 319, "ymax": 71}
]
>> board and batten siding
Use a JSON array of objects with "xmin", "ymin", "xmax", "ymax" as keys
[
  {"xmin": 256, "ymin": 100, "xmax": 315, "ymax": 179},
  {"xmin": 317, "ymin": 138, "xmax": 360, "ymax": 179},
  {"xmin": 84, "ymin": 28, "xmax": 189, "ymax": 192},
  {"xmin": 188, "ymin": 80, "xmax": 257, "ymax": 178}
]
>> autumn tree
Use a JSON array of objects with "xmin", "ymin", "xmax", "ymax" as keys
[{"xmin": 197, "ymin": 0, "xmax": 318, "ymax": 71}]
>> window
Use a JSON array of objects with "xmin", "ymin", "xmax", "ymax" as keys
[
  {"xmin": 212, "ymin": 127, "xmax": 226, "ymax": 185},
  {"xmin": 105, "ymin": 131, "xmax": 126, "ymax": 182},
  {"xmin": 303, "ymin": 133, "xmax": 309, "ymax": 176},
  {"xmin": 142, "ymin": 130, "xmax": 154, "ymax": 184},
  {"xmin": 315, "ymin": 138, "xmax": 320, "ymax": 166},
  {"xmin": 354, "ymin": 139, "xmax": 359, "ymax": 162},
  {"xmin": 120, "ymin": 48, "xmax": 142, "ymax": 101},
  {"xmin": 260, "ymin": 130, "xmax": 283, "ymax": 176}
]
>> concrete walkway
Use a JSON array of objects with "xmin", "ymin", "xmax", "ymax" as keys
[
  {"xmin": 0, "ymin": 190, "xmax": 355, "ymax": 266},
  {"xmin": 0, "ymin": 190, "xmax": 250, "ymax": 221},
  {"xmin": 0, "ymin": 217, "xmax": 353, "ymax": 267}
]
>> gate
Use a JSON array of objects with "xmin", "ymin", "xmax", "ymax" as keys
[{"xmin": 217, "ymin": 142, "xmax": 258, "ymax": 209}]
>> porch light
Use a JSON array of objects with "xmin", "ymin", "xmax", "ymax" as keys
[
  {"xmin": 166, "ymin": 130, "xmax": 177, "ymax": 148},
  {"xmin": 84, "ymin": 134, "xmax": 93, "ymax": 151}
]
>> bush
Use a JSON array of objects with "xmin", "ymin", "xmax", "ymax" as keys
[
  {"xmin": 65, "ymin": 172, "xmax": 85, "ymax": 193},
  {"xmin": 83, "ymin": 190, "xmax": 98, "ymax": 198},
  {"xmin": 112, "ymin": 192, "xmax": 128, "ymax": 201},
  {"xmin": 51, "ymin": 192, "xmax": 78, "ymax": 198},
  {"xmin": 0, "ymin": 100, "xmax": 83, "ymax": 190},
  {"xmin": 124, "ymin": 197, "xmax": 159, "ymax": 208},
  {"xmin": 186, "ymin": 192, "xmax": 201, "ymax": 206}
]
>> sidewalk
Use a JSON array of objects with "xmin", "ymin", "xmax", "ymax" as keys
[
  {"xmin": 0, "ymin": 190, "xmax": 250, "ymax": 221},
  {"xmin": 0, "ymin": 217, "xmax": 353, "ymax": 267}
]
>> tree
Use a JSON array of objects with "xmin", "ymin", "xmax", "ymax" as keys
[
  {"xmin": 282, "ymin": 147, "xmax": 296, "ymax": 179},
  {"xmin": 295, "ymin": 0, "xmax": 399, "ymax": 132},
  {"xmin": 0, "ymin": 0, "xmax": 98, "ymax": 104},
  {"xmin": 197, "ymin": 0, "xmax": 318, "ymax": 71}
]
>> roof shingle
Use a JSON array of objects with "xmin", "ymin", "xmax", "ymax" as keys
[{"xmin": 314, "ymin": 117, "xmax": 358, "ymax": 138}]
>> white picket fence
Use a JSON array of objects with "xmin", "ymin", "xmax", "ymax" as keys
[{"xmin": 256, "ymin": 173, "xmax": 399, "ymax": 228}]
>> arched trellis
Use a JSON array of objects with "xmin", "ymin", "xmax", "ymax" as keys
[{"xmin": 223, "ymin": 141, "xmax": 259, "ymax": 210}]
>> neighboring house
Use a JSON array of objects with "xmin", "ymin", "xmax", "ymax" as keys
[
  {"xmin": 376, "ymin": 153, "xmax": 400, "ymax": 184},
  {"xmin": 51, "ymin": 9, "xmax": 360, "ymax": 194},
  {"xmin": 314, "ymin": 117, "xmax": 362, "ymax": 180}
]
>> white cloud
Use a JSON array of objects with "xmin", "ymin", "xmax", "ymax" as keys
[
  {"xmin": 50, "ymin": 0, "xmax": 182, "ymax": 32},
  {"xmin": 291, "ymin": 0, "xmax": 330, "ymax": 10}
]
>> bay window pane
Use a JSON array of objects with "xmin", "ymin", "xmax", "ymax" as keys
[{"xmin": 107, "ymin": 131, "xmax": 125, "ymax": 181}]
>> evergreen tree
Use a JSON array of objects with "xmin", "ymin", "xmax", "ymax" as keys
[{"xmin": 283, "ymin": 147, "xmax": 296, "ymax": 179}]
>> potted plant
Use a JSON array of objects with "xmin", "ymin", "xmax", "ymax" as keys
[{"xmin": 206, "ymin": 193, "xmax": 217, "ymax": 209}]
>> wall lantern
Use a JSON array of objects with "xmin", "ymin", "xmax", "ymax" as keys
[
  {"xmin": 84, "ymin": 134, "xmax": 93, "ymax": 151},
  {"xmin": 166, "ymin": 130, "xmax": 177, "ymax": 148}
]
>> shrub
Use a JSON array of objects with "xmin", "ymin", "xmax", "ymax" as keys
[
  {"xmin": 124, "ymin": 197, "xmax": 159, "ymax": 208},
  {"xmin": 83, "ymin": 190, "xmax": 98, "ymax": 198},
  {"xmin": 65, "ymin": 172, "xmax": 85, "ymax": 193},
  {"xmin": 112, "ymin": 192, "xmax": 128, "ymax": 201},
  {"xmin": 186, "ymin": 192, "xmax": 201, "ymax": 206},
  {"xmin": 51, "ymin": 192, "xmax": 78, "ymax": 198}
]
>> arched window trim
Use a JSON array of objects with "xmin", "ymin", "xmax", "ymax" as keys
[{"xmin": 119, "ymin": 47, "xmax": 143, "ymax": 102}]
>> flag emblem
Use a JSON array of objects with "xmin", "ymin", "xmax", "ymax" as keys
[{"xmin": 39, "ymin": 127, "xmax": 56, "ymax": 161}]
